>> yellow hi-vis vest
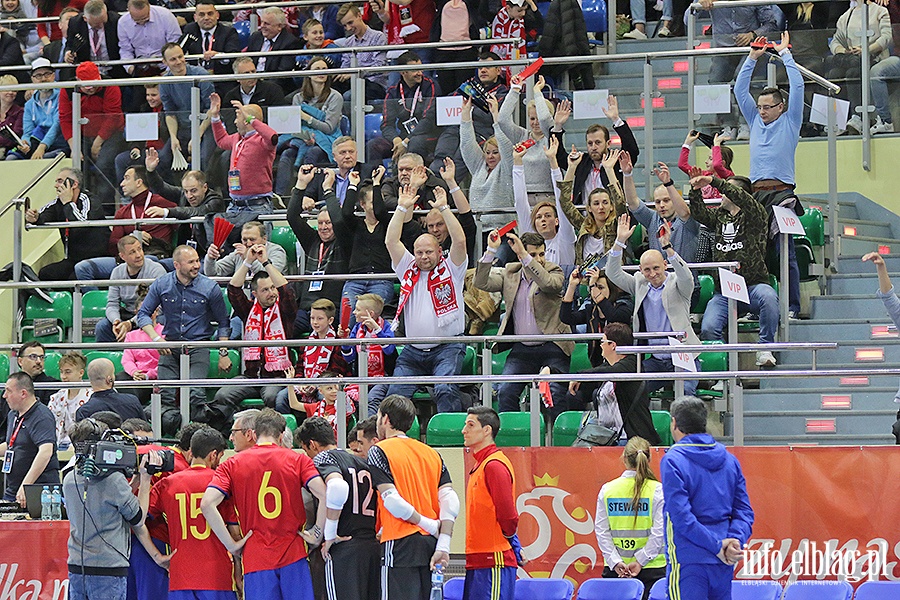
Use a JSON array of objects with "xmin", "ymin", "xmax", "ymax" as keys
[{"xmin": 602, "ymin": 476, "xmax": 666, "ymax": 569}]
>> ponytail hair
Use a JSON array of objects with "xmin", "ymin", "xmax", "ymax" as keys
[{"xmin": 622, "ymin": 436, "xmax": 657, "ymax": 522}]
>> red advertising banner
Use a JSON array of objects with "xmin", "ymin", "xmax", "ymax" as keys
[
  {"xmin": 465, "ymin": 446, "xmax": 900, "ymax": 587},
  {"xmin": 0, "ymin": 520, "xmax": 69, "ymax": 599}
]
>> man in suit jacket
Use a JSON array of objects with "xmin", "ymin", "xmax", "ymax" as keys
[
  {"xmin": 75, "ymin": 358, "xmax": 145, "ymax": 422},
  {"xmin": 66, "ymin": 0, "xmax": 128, "ymax": 80},
  {"xmin": 606, "ymin": 214, "xmax": 701, "ymax": 396},
  {"xmin": 181, "ymin": 1, "xmax": 242, "ymax": 97},
  {"xmin": 221, "ymin": 56, "xmax": 285, "ymax": 133},
  {"xmin": 246, "ymin": 7, "xmax": 302, "ymax": 94},
  {"xmin": 299, "ymin": 136, "xmax": 373, "ymax": 208},
  {"xmin": 42, "ymin": 7, "xmax": 79, "ymax": 81},
  {"xmin": 474, "ymin": 230, "xmax": 572, "ymax": 416}
]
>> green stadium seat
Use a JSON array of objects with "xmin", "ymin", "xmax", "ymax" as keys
[
  {"xmin": 0, "ymin": 354, "xmax": 8, "ymax": 381},
  {"xmin": 240, "ymin": 398, "xmax": 265, "ymax": 408},
  {"xmin": 85, "ymin": 351, "xmax": 124, "ymax": 374},
  {"xmin": 80, "ymin": 290, "xmax": 108, "ymax": 342},
  {"xmin": 496, "ymin": 412, "xmax": 545, "ymax": 447},
  {"xmin": 629, "ymin": 223, "xmax": 644, "ymax": 254},
  {"xmin": 425, "ymin": 413, "xmax": 466, "ymax": 446},
  {"xmin": 462, "ymin": 345, "xmax": 477, "ymax": 376},
  {"xmin": 406, "ymin": 417, "xmax": 420, "ymax": 440},
  {"xmin": 693, "ymin": 274, "xmax": 715, "ymax": 314},
  {"xmin": 270, "ymin": 226, "xmax": 299, "ymax": 267},
  {"xmin": 492, "ymin": 349, "xmax": 510, "ymax": 376},
  {"xmin": 552, "ymin": 410, "xmax": 583, "ymax": 446},
  {"xmin": 207, "ymin": 349, "xmax": 241, "ymax": 379},
  {"xmin": 799, "ymin": 207, "xmax": 824, "ymax": 247},
  {"xmin": 22, "ymin": 292, "xmax": 73, "ymax": 342},
  {"xmin": 44, "ymin": 352, "xmax": 62, "ymax": 379},
  {"xmin": 570, "ymin": 343, "xmax": 592, "ymax": 373},
  {"xmin": 651, "ymin": 410, "xmax": 673, "ymax": 446},
  {"xmin": 284, "ymin": 414, "xmax": 298, "ymax": 431},
  {"xmin": 795, "ymin": 236, "xmax": 816, "ymax": 281}
]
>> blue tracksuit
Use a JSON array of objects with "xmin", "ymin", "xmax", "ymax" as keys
[{"xmin": 660, "ymin": 433, "xmax": 754, "ymax": 600}]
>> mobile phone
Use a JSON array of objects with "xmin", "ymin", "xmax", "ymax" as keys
[{"xmin": 65, "ymin": 178, "xmax": 75, "ymax": 187}]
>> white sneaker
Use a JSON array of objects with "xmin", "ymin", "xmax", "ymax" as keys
[
  {"xmin": 623, "ymin": 28, "xmax": 648, "ymax": 39},
  {"xmin": 846, "ymin": 115, "xmax": 863, "ymax": 133},
  {"xmin": 720, "ymin": 126, "xmax": 737, "ymax": 140},
  {"xmin": 658, "ymin": 25, "xmax": 672, "ymax": 37},
  {"xmin": 871, "ymin": 116, "xmax": 895, "ymax": 135},
  {"xmin": 737, "ymin": 123, "xmax": 751, "ymax": 140},
  {"xmin": 756, "ymin": 350, "xmax": 777, "ymax": 367}
]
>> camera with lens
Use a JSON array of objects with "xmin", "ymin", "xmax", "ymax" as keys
[{"xmin": 74, "ymin": 428, "xmax": 174, "ymax": 478}]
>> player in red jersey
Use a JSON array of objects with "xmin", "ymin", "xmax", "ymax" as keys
[
  {"xmin": 201, "ymin": 408, "xmax": 328, "ymax": 600},
  {"xmin": 143, "ymin": 427, "xmax": 241, "ymax": 600}
]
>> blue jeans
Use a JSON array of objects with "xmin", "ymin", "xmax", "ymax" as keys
[
  {"xmin": 630, "ymin": 0, "xmax": 672, "ymax": 24},
  {"xmin": 701, "ymin": 284, "xmax": 779, "ymax": 344},
  {"xmin": 497, "ymin": 342, "xmax": 570, "ymax": 414},
  {"xmin": 871, "ymin": 56, "xmax": 900, "ymax": 122},
  {"xmin": 341, "ymin": 278, "xmax": 396, "ymax": 328},
  {"xmin": 68, "ymin": 573, "xmax": 127, "ymax": 600},
  {"xmin": 387, "ymin": 342, "xmax": 465, "ymax": 413},
  {"xmin": 95, "ymin": 317, "xmax": 116, "ymax": 343},
  {"xmin": 642, "ymin": 354, "xmax": 699, "ymax": 396},
  {"xmin": 775, "ymin": 234, "xmax": 801, "ymax": 314}
]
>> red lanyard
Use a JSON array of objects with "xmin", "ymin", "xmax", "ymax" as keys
[
  {"xmin": 398, "ymin": 84, "xmax": 421, "ymax": 115},
  {"xmin": 8, "ymin": 415, "xmax": 24, "ymax": 446},
  {"xmin": 231, "ymin": 137, "xmax": 249, "ymax": 170},
  {"xmin": 317, "ymin": 242, "xmax": 330, "ymax": 270}
]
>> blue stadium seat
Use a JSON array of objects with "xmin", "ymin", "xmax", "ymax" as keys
[
  {"xmin": 576, "ymin": 578, "xmax": 644, "ymax": 600},
  {"xmin": 365, "ymin": 113, "xmax": 383, "ymax": 144},
  {"xmin": 854, "ymin": 581, "xmax": 900, "ymax": 599},
  {"xmin": 514, "ymin": 578, "xmax": 575, "ymax": 600},
  {"xmin": 232, "ymin": 20, "xmax": 251, "ymax": 49},
  {"xmin": 581, "ymin": 0, "xmax": 608, "ymax": 34},
  {"xmin": 782, "ymin": 581, "xmax": 852, "ymax": 600},
  {"xmin": 648, "ymin": 579, "xmax": 666, "ymax": 600},
  {"xmin": 444, "ymin": 578, "xmax": 465, "ymax": 600},
  {"xmin": 733, "ymin": 580, "xmax": 782, "ymax": 600}
]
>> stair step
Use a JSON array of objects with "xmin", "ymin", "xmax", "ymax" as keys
[
  {"xmin": 827, "ymin": 273, "xmax": 900, "ymax": 296},
  {"xmin": 838, "ymin": 220, "xmax": 895, "ymax": 239},
  {"xmin": 785, "ymin": 318, "xmax": 893, "ymax": 341},
  {"xmin": 777, "ymin": 341, "xmax": 900, "ymax": 366},
  {"xmin": 837, "ymin": 254, "xmax": 900, "ymax": 274},
  {"xmin": 839, "ymin": 235, "xmax": 900, "ymax": 256},
  {"xmin": 758, "ymin": 373, "xmax": 900, "ymax": 390},
  {"xmin": 744, "ymin": 388, "xmax": 897, "ymax": 411},
  {"xmin": 725, "ymin": 412, "xmax": 896, "ymax": 438},
  {"xmin": 810, "ymin": 294, "xmax": 893, "ymax": 319}
]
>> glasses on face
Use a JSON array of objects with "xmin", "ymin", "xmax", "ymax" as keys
[
  {"xmin": 32, "ymin": 71, "xmax": 54, "ymax": 81},
  {"xmin": 600, "ymin": 339, "xmax": 613, "ymax": 345},
  {"xmin": 230, "ymin": 427, "xmax": 247, "ymax": 435},
  {"xmin": 757, "ymin": 102, "xmax": 782, "ymax": 111},
  {"xmin": 24, "ymin": 353, "xmax": 45, "ymax": 361}
]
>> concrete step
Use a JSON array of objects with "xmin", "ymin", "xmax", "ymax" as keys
[
  {"xmin": 837, "ymin": 255, "xmax": 900, "ymax": 274},
  {"xmin": 758, "ymin": 372, "xmax": 900, "ymax": 390},
  {"xmin": 783, "ymin": 318, "xmax": 890, "ymax": 341},
  {"xmin": 839, "ymin": 235, "xmax": 900, "ymax": 257},
  {"xmin": 735, "ymin": 433, "xmax": 894, "ymax": 445},
  {"xmin": 744, "ymin": 387, "xmax": 898, "ymax": 411},
  {"xmin": 838, "ymin": 218, "xmax": 896, "ymax": 240},
  {"xmin": 827, "ymin": 273, "xmax": 900, "ymax": 296},
  {"xmin": 810, "ymin": 294, "xmax": 893, "ymax": 319},
  {"xmin": 726, "ymin": 412, "xmax": 897, "ymax": 439},
  {"xmin": 776, "ymin": 341, "xmax": 900, "ymax": 365}
]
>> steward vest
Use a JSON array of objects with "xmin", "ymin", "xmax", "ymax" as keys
[
  {"xmin": 466, "ymin": 450, "xmax": 515, "ymax": 555},
  {"xmin": 602, "ymin": 476, "xmax": 666, "ymax": 568},
  {"xmin": 377, "ymin": 436, "xmax": 442, "ymax": 542}
]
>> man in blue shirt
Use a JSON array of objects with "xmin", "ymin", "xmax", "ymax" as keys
[
  {"xmin": 735, "ymin": 31, "xmax": 804, "ymax": 319},
  {"xmin": 661, "ymin": 397, "xmax": 754, "ymax": 600},
  {"xmin": 137, "ymin": 245, "xmax": 232, "ymax": 436}
]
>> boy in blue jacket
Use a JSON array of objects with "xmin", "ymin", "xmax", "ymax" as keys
[{"xmin": 661, "ymin": 397, "xmax": 754, "ymax": 599}]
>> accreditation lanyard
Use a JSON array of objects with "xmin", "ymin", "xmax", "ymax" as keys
[
  {"xmin": 231, "ymin": 135, "xmax": 250, "ymax": 170},
  {"xmin": 7, "ymin": 415, "xmax": 24, "ymax": 447},
  {"xmin": 131, "ymin": 193, "xmax": 152, "ymax": 221},
  {"xmin": 316, "ymin": 242, "xmax": 331, "ymax": 270},
  {"xmin": 399, "ymin": 84, "xmax": 421, "ymax": 116}
]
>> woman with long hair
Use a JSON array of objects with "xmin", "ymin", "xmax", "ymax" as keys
[
  {"xmin": 275, "ymin": 56, "xmax": 343, "ymax": 195},
  {"xmin": 561, "ymin": 266, "xmax": 633, "ymax": 367},
  {"xmin": 594, "ymin": 437, "xmax": 666, "ymax": 599}
]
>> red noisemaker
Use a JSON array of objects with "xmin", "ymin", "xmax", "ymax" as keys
[
  {"xmin": 212, "ymin": 217, "xmax": 235, "ymax": 249},
  {"xmin": 511, "ymin": 57, "xmax": 544, "ymax": 86}
]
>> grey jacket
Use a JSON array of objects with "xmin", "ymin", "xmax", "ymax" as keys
[{"xmin": 204, "ymin": 241, "xmax": 288, "ymax": 277}]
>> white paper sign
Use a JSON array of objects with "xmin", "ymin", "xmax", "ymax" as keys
[
  {"xmin": 810, "ymin": 93, "xmax": 850, "ymax": 130},
  {"xmin": 125, "ymin": 113, "xmax": 159, "ymax": 142},
  {"xmin": 437, "ymin": 96, "xmax": 463, "ymax": 126},
  {"xmin": 772, "ymin": 205, "xmax": 806, "ymax": 235},
  {"xmin": 268, "ymin": 106, "xmax": 303, "ymax": 134},
  {"xmin": 693, "ymin": 84, "xmax": 732, "ymax": 115},
  {"xmin": 573, "ymin": 89, "xmax": 609, "ymax": 120},
  {"xmin": 668, "ymin": 338, "xmax": 697, "ymax": 372},
  {"xmin": 718, "ymin": 267, "xmax": 750, "ymax": 304}
]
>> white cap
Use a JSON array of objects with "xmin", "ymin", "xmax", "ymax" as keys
[{"xmin": 31, "ymin": 57, "xmax": 52, "ymax": 72}]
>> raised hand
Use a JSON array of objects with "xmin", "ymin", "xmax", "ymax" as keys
[
  {"xmin": 568, "ymin": 144, "xmax": 583, "ymax": 168},
  {"xmin": 145, "ymin": 146, "xmax": 160, "ymax": 172},
  {"xmin": 533, "ymin": 74, "xmax": 545, "ymax": 95},
  {"xmin": 439, "ymin": 157, "xmax": 456, "ymax": 183},
  {"xmin": 348, "ymin": 170, "xmax": 360, "ymax": 187},
  {"xmin": 602, "ymin": 148, "xmax": 621, "ymax": 170},
  {"xmin": 616, "ymin": 213, "xmax": 635, "ymax": 243},
  {"xmin": 713, "ymin": 130, "xmax": 731, "ymax": 146},
  {"xmin": 543, "ymin": 136, "xmax": 559, "ymax": 160},
  {"xmin": 773, "ymin": 31, "xmax": 790, "ymax": 54},
  {"xmin": 690, "ymin": 174, "xmax": 713, "ymax": 189},
  {"xmin": 506, "ymin": 232, "xmax": 526, "ymax": 258},
  {"xmin": 295, "ymin": 165, "xmax": 316, "ymax": 189},
  {"xmin": 461, "ymin": 96, "xmax": 473, "ymax": 120},
  {"xmin": 410, "ymin": 165, "xmax": 428, "ymax": 190},
  {"xmin": 372, "ymin": 164, "xmax": 385, "ymax": 185},
  {"xmin": 208, "ymin": 93, "xmax": 221, "ymax": 118},
  {"xmin": 554, "ymin": 99, "xmax": 572, "ymax": 129},
  {"xmin": 688, "ymin": 165, "xmax": 703, "ymax": 179},
  {"xmin": 618, "ymin": 150, "xmax": 633, "ymax": 175},
  {"xmin": 652, "ymin": 161, "xmax": 672, "ymax": 184},
  {"xmin": 684, "ymin": 130, "xmax": 700, "ymax": 146},
  {"xmin": 397, "ymin": 184, "xmax": 418, "ymax": 210},
  {"xmin": 602, "ymin": 95, "xmax": 619, "ymax": 122},
  {"xmin": 487, "ymin": 94, "xmax": 499, "ymax": 121},
  {"xmin": 658, "ymin": 220, "xmax": 672, "ymax": 248},
  {"xmin": 429, "ymin": 186, "xmax": 448, "ymax": 210},
  {"xmin": 749, "ymin": 36, "xmax": 768, "ymax": 59},
  {"xmin": 322, "ymin": 168, "xmax": 336, "ymax": 191},
  {"xmin": 487, "ymin": 229, "xmax": 502, "ymax": 250},
  {"xmin": 862, "ymin": 252, "xmax": 886, "ymax": 266}
]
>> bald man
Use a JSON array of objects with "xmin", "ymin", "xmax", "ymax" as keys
[
  {"xmin": 384, "ymin": 185, "xmax": 468, "ymax": 413},
  {"xmin": 208, "ymin": 92, "xmax": 279, "ymax": 249},
  {"xmin": 606, "ymin": 215, "xmax": 701, "ymax": 397},
  {"xmin": 76, "ymin": 358, "xmax": 145, "ymax": 421}
]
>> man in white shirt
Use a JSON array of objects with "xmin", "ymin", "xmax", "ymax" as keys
[{"xmin": 384, "ymin": 185, "xmax": 467, "ymax": 413}]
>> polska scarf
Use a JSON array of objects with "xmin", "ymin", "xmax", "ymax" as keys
[
  {"xmin": 304, "ymin": 327, "xmax": 337, "ymax": 379},
  {"xmin": 392, "ymin": 256, "xmax": 460, "ymax": 331},
  {"xmin": 243, "ymin": 298, "xmax": 291, "ymax": 372}
]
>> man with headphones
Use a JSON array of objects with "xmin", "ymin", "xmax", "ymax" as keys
[{"xmin": 63, "ymin": 418, "xmax": 171, "ymax": 600}]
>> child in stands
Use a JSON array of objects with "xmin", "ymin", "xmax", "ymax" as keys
[
  {"xmin": 339, "ymin": 293, "xmax": 395, "ymax": 416},
  {"xmin": 285, "ymin": 369, "xmax": 355, "ymax": 438}
]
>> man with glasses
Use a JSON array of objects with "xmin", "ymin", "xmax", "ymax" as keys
[
  {"xmin": 15, "ymin": 342, "xmax": 59, "ymax": 408},
  {"xmin": 7, "ymin": 58, "xmax": 68, "ymax": 160},
  {"xmin": 230, "ymin": 408, "xmax": 259, "ymax": 452},
  {"xmin": 735, "ymin": 31, "xmax": 804, "ymax": 321}
]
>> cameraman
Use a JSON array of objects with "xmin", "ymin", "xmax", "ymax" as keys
[{"xmin": 63, "ymin": 419, "xmax": 171, "ymax": 600}]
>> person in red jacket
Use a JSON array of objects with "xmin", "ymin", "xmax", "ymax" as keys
[
  {"xmin": 109, "ymin": 165, "xmax": 177, "ymax": 257},
  {"xmin": 58, "ymin": 61, "xmax": 124, "ymax": 212}
]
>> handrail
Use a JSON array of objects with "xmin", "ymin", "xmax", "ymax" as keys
[
  {"xmin": 0, "ymin": 153, "xmax": 65, "ymax": 219},
  {"xmin": 689, "ymin": 0, "xmax": 832, "ymax": 9}
]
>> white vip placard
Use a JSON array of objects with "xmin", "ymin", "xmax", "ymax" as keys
[
  {"xmin": 693, "ymin": 84, "xmax": 732, "ymax": 115},
  {"xmin": 436, "ymin": 96, "xmax": 463, "ymax": 126},
  {"xmin": 718, "ymin": 267, "xmax": 750, "ymax": 304},
  {"xmin": 668, "ymin": 338, "xmax": 697, "ymax": 372},
  {"xmin": 810, "ymin": 93, "xmax": 850, "ymax": 130},
  {"xmin": 125, "ymin": 113, "xmax": 159, "ymax": 142},
  {"xmin": 772, "ymin": 205, "xmax": 806, "ymax": 235},
  {"xmin": 573, "ymin": 89, "xmax": 609, "ymax": 120},
  {"xmin": 268, "ymin": 106, "xmax": 303, "ymax": 134}
]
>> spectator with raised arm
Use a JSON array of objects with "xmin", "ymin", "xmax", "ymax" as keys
[
  {"xmin": 384, "ymin": 185, "xmax": 468, "ymax": 413},
  {"xmin": 561, "ymin": 266, "xmax": 633, "ymax": 368},
  {"xmin": 300, "ymin": 136, "xmax": 373, "ymax": 208},
  {"xmin": 735, "ymin": 32, "xmax": 803, "ymax": 319},
  {"xmin": 513, "ymin": 136, "xmax": 575, "ymax": 271},
  {"xmin": 606, "ymin": 215, "xmax": 701, "ymax": 396},
  {"xmin": 864, "ymin": 251, "xmax": 900, "ymax": 443},
  {"xmin": 289, "ymin": 166, "xmax": 351, "ymax": 335},
  {"xmin": 623, "ymin": 154, "xmax": 700, "ymax": 262},
  {"xmin": 378, "ymin": 153, "xmax": 449, "ymax": 210},
  {"xmin": 689, "ymin": 174, "xmax": 779, "ymax": 367},
  {"xmin": 460, "ymin": 95, "xmax": 514, "ymax": 229},
  {"xmin": 678, "ymin": 130, "xmax": 735, "ymax": 200},
  {"xmin": 475, "ymin": 229, "xmax": 572, "ymax": 415},
  {"xmin": 558, "ymin": 147, "xmax": 627, "ymax": 270}
]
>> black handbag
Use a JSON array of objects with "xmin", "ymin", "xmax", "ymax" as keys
[{"xmin": 572, "ymin": 382, "xmax": 646, "ymax": 447}]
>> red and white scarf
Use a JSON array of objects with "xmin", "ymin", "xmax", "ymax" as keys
[
  {"xmin": 344, "ymin": 319, "xmax": 387, "ymax": 402},
  {"xmin": 304, "ymin": 327, "xmax": 337, "ymax": 379},
  {"xmin": 392, "ymin": 256, "xmax": 460, "ymax": 331},
  {"xmin": 243, "ymin": 298, "xmax": 291, "ymax": 372}
]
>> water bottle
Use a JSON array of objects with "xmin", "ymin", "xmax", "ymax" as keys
[
  {"xmin": 50, "ymin": 486, "xmax": 62, "ymax": 520},
  {"xmin": 40, "ymin": 486, "xmax": 51, "ymax": 521},
  {"xmin": 429, "ymin": 565, "xmax": 444, "ymax": 600}
]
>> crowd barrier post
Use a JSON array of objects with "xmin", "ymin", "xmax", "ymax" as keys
[
  {"xmin": 151, "ymin": 391, "xmax": 162, "ymax": 438},
  {"xmin": 529, "ymin": 383, "xmax": 541, "ymax": 447},
  {"xmin": 861, "ymin": 0, "xmax": 872, "ymax": 171},
  {"xmin": 481, "ymin": 346, "xmax": 492, "ymax": 407},
  {"xmin": 827, "ymin": 94, "xmax": 840, "ymax": 270},
  {"xmin": 179, "ymin": 348, "xmax": 191, "ymax": 428},
  {"xmin": 73, "ymin": 283, "xmax": 84, "ymax": 343},
  {"xmin": 686, "ymin": 8, "xmax": 697, "ymax": 131},
  {"xmin": 351, "ymin": 53, "xmax": 366, "ymax": 162},
  {"xmin": 781, "ymin": 229, "xmax": 790, "ymax": 342},
  {"xmin": 642, "ymin": 59, "xmax": 654, "ymax": 197},
  {"xmin": 191, "ymin": 84, "xmax": 202, "ymax": 172},
  {"xmin": 607, "ymin": 0, "xmax": 617, "ymax": 55},
  {"xmin": 336, "ymin": 388, "xmax": 348, "ymax": 449},
  {"xmin": 358, "ymin": 345, "xmax": 369, "ymax": 421},
  {"xmin": 767, "ymin": 61, "xmax": 777, "ymax": 88},
  {"xmin": 11, "ymin": 199, "xmax": 23, "ymax": 329},
  {"xmin": 71, "ymin": 91, "xmax": 82, "ymax": 171}
]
